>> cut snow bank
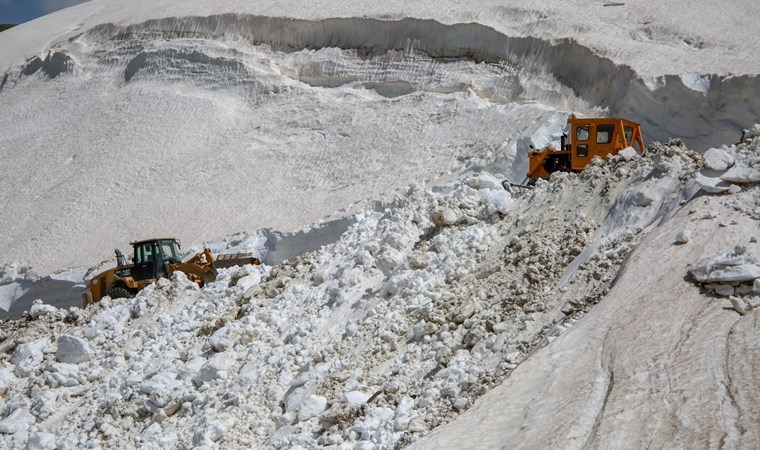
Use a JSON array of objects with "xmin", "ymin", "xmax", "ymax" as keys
[
  {"xmin": 2, "ymin": 7, "xmax": 760, "ymax": 279},
  {"xmin": 4, "ymin": 14, "xmax": 758, "ymax": 150}
]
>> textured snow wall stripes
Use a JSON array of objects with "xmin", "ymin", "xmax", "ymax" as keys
[{"xmin": 19, "ymin": 14, "xmax": 756, "ymax": 148}]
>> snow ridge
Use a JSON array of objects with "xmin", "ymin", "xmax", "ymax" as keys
[{"xmin": 4, "ymin": 14, "xmax": 759, "ymax": 148}]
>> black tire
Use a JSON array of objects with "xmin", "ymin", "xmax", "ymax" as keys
[{"xmin": 107, "ymin": 286, "xmax": 134, "ymax": 299}]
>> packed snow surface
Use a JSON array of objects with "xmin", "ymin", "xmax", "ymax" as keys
[{"xmin": 1, "ymin": 1, "xmax": 760, "ymax": 449}]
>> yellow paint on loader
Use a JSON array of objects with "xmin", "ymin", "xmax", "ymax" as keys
[{"xmin": 83, "ymin": 238, "xmax": 260, "ymax": 306}]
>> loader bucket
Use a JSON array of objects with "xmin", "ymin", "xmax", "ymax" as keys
[{"xmin": 212, "ymin": 252, "xmax": 262, "ymax": 269}]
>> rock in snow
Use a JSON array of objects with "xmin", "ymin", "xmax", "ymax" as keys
[{"xmin": 675, "ymin": 230, "xmax": 692, "ymax": 244}]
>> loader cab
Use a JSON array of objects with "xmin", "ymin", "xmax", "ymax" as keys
[{"xmin": 130, "ymin": 238, "xmax": 183, "ymax": 281}]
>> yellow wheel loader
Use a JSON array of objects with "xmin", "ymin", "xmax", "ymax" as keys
[
  {"xmin": 82, "ymin": 238, "xmax": 260, "ymax": 306},
  {"xmin": 504, "ymin": 116, "xmax": 645, "ymax": 188}
]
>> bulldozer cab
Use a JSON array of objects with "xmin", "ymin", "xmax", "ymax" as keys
[
  {"xmin": 130, "ymin": 238, "xmax": 182, "ymax": 281},
  {"xmin": 526, "ymin": 116, "xmax": 644, "ymax": 181},
  {"xmin": 567, "ymin": 117, "xmax": 644, "ymax": 171}
]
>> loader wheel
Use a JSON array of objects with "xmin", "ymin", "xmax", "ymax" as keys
[{"xmin": 107, "ymin": 286, "xmax": 134, "ymax": 299}]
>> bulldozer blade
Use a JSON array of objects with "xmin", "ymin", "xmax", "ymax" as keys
[
  {"xmin": 501, "ymin": 179, "xmax": 532, "ymax": 191},
  {"xmin": 212, "ymin": 252, "xmax": 262, "ymax": 269}
]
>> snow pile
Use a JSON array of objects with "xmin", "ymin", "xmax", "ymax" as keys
[
  {"xmin": 0, "ymin": 138, "xmax": 722, "ymax": 449},
  {"xmin": 681, "ymin": 133, "xmax": 760, "ymax": 304},
  {"xmin": 0, "ymin": 265, "xmax": 37, "ymax": 312}
]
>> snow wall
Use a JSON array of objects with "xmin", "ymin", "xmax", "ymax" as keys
[{"xmin": 5, "ymin": 14, "xmax": 760, "ymax": 148}]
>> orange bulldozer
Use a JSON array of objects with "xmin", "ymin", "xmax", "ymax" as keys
[{"xmin": 505, "ymin": 116, "xmax": 645, "ymax": 188}]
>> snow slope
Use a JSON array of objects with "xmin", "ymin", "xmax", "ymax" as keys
[
  {"xmin": 1, "ymin": 0, "xmax": 759, "ymax": 279},
  {"xmin": 1, "ymin": 0, "xmax": 760, "ymax": 448},
  {"xmin": 414, "ymin": 139, "xmax": 760, "ymax": 450}
]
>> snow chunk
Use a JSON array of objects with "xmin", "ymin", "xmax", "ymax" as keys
[
  {"xmin": 208, "ymin": 324, "xmax": 239, "ymax": 352},
  {"xmin": 344, "ymin": 391, "xmax": 371, "ymax": 405},
  {"xmin": 478, "ymin": 189, "xmax": 512, "ymax": 215},
  {"xmin": 56, "ymin": 335, "xmax": 92, "ymax": 364},
  {"xmin": 0, "ymin": 368, "xmax": 14, "ymax": 394},
  {"xmin": 703, "ymin": 147, "xmax": 734, "ymax": 171},
  {"xmin": 26, "ymin": 432, "xmax": 56, "ymax": 449},
  {"xmin": 194, "ymin": 353, "xmax": 233, "ymax": 385},
  {"xmin": 235, "ymin": 273, "xmax": 261, "ymax": 292},
  {"xmin": 410, "ymin": 321, "xmax": 439, "ymax": 340},
  {"xmin": 298, "ymin": 395, "xmax": 327, "ymax": 421},
  {"xmin": 690, "ymin": 248, "xmax": 760, "ymax": 283},
  {"xmin": 720, "ymin": 166, "xmax": 760, "ymax": 184},
  {"xmin": 10, "ymin": 339, "xmax": 47, "ymax": 376},
  {"xmin": 744, "ymin": 124, "xmax": 760, "ymax": 139},
  {"xmin": 0, "ymin": 408, "xmax": 35, "ymax": 434},
  {"xmin": 679, "ymin": 73, "xmax": 711, "ymax": 94},
  {"xmin": 29, "ymin": 300, "xmax": 59, "ymax": 319},
  {"xmin": 729, "ymin": 297, "xmax": 749, "ymax": 315},
  {"xmin": 193, "ymin": 416, "xmax": 236, "ymax": 445},
  {"xmin": 695, "ymin": 173, "xmax": 730, "ymax": 193},
  {"xmin": 47, "ymin": 362, "xmax": 83, "ymax": 387},
  {"xmin": 619, "ymin": 147, "xmax": 637, "ymax": 161},
  {"xmin": 432, "ymin": 208, "xmax": 460, "ymax": 227},
  {"xmin": 465, "ymin": 173, "xmax": 503, "ymax": 190}
]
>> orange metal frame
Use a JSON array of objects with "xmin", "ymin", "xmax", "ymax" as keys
[{"xmin": 527, "ymin": 117, "xmax": 644, "ymax": 181}]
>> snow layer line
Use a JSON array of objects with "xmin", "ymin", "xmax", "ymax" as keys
[{"xmin": 5, "ymin": 13, "xmax": 760, "ymax": 149}]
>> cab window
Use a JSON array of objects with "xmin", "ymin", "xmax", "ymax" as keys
[
  {"xmin": 160, "ymin": 240, "xmax": 182, "ymax": 263},
  {"xmin": 596, "ymin": 125, "xmax": 614, "ymax": 144},
  {"xmin": 576, "ymin": 126, "xmax": 589, "ymax": 141},
  {"xmin": 624, "ymin": 125, "xmax": 634, "ymax": 145},
  {"xmin": 135, "ymin": 243, "xmax": 154, "ymax": 264}
]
